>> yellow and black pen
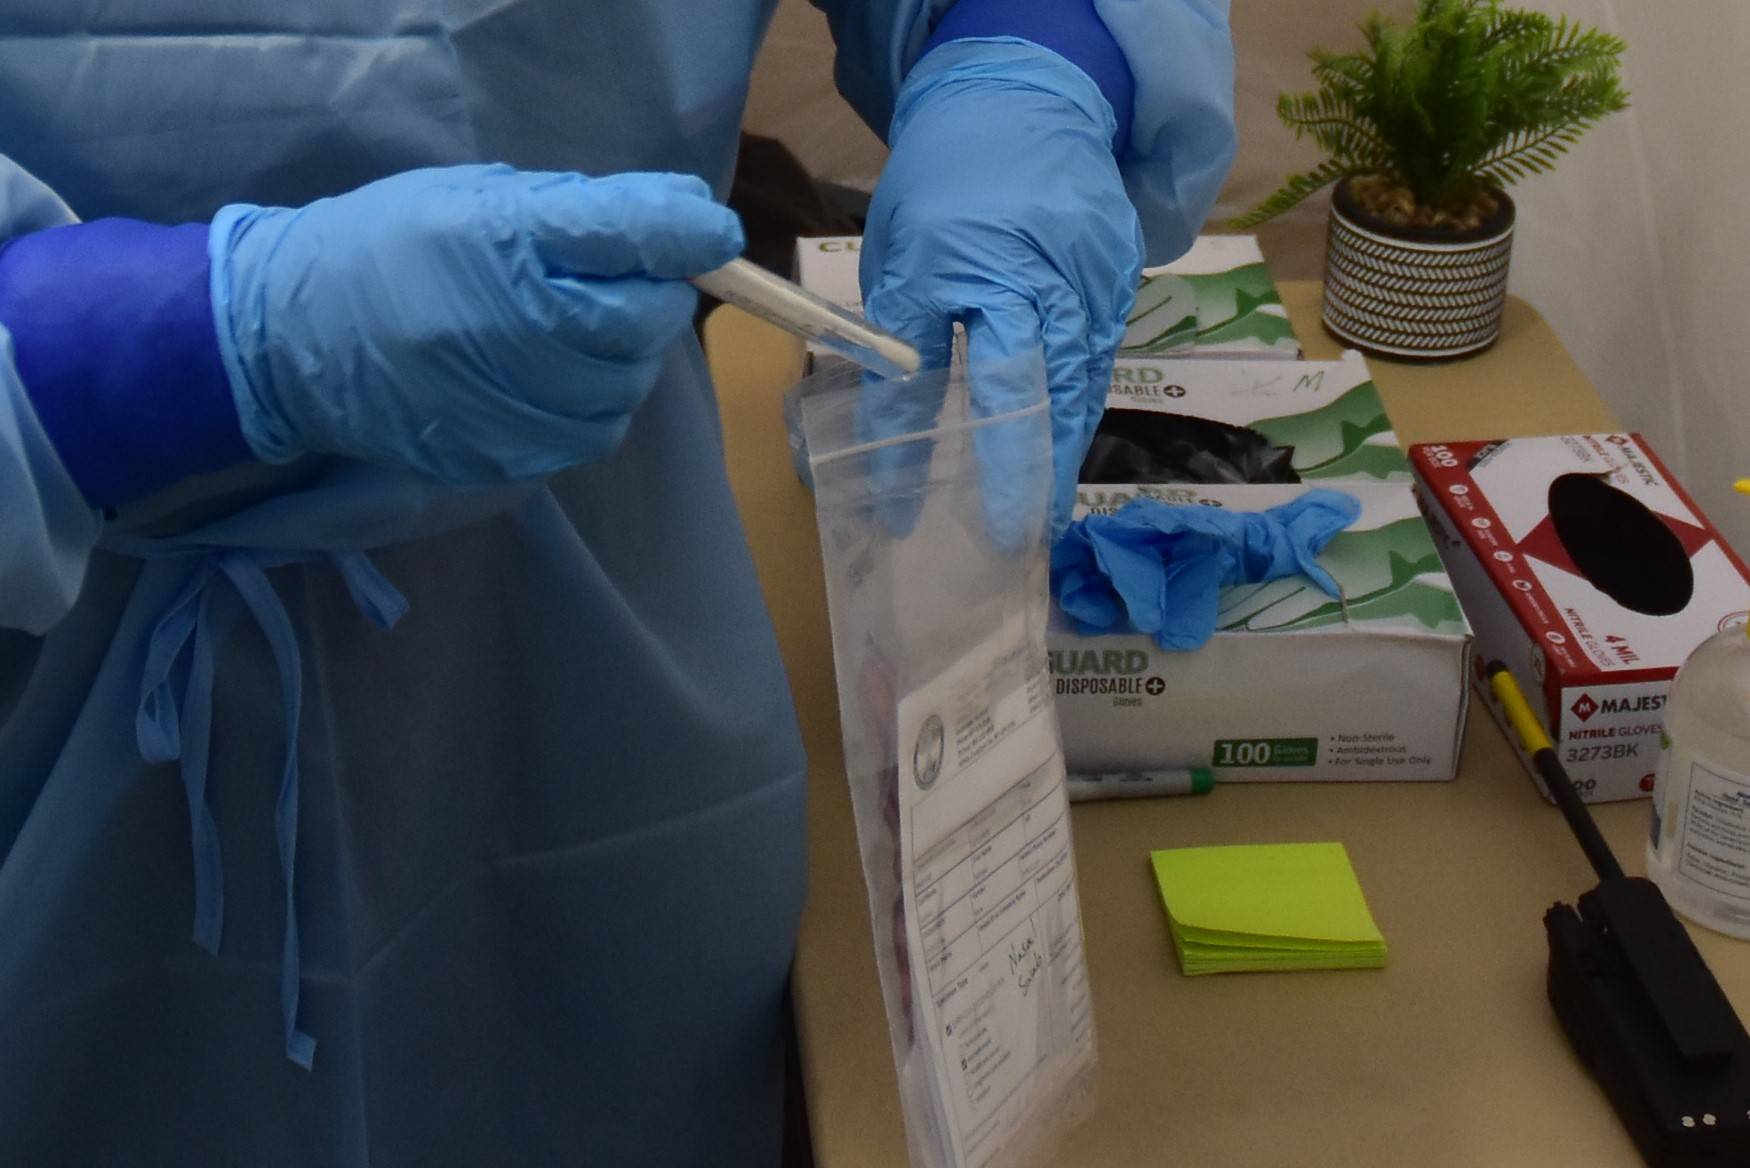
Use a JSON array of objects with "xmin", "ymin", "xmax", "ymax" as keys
[{"xmin": 1485, "ymin": 659, "xmax": 1625, "ymax": 882}]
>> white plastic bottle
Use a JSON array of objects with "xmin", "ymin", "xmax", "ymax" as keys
[{"xmin": 1646, "ymin": 480, "xmax": 1750, "ymax": 937}]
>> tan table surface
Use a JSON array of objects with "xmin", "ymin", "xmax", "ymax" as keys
[{"xmin": 704, "ymin": 282, "xmax": 1750, "ymax": 1168}]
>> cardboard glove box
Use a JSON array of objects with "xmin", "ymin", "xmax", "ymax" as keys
[
  {"xmin": 1052, "ymin": 352, "xmax": 1473, "ymax": 785},
  {"xmin": 1411, "ymin": 434, "xmax": 1750, "ymax": 803}
]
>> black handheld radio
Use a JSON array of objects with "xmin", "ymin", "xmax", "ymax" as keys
[{"xmin": 1487, "ymin": 661, "xmax": 1750, "ymax": 1167}]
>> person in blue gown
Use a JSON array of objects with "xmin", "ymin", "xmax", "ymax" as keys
[{"xmin": 0, "ymin": 1, "xmax": 1233, "ymax": 1162}]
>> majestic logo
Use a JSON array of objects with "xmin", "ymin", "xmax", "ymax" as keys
[
  {"xmin": 1600, "ymin": 694, "xmax": 1665, "ymax": 715},
  {"xmin": 1569, "ymin": 692, "xmax": 1667, "ymax": 723}
]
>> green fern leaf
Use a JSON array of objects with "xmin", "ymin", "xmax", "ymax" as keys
[
  {"xmin": 1230, "ymin": 160, "xmax": 1354, "ymax": 229},
  {"xmin": 1477, "ymin": 119, "xmax": 1591, "ymax": 187},
  {"xmin": 1278, "ymin": 90, "xmax": 1392, "ymax": 165},
  {"xmin": 1483, "ymin": 9, "xmax": 1552, "ymax": 51}
]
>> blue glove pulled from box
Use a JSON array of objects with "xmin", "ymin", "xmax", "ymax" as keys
[{"xmin": 1051, "ymin": 489, "xmax": 1362, "ymax": 650}]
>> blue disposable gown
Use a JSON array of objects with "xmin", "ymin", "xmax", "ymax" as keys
[{"xmin": 0, "ymin": 2, "xmax": 1233, "ymax": 1164}]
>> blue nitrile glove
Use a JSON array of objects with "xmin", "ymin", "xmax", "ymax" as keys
[
  {"xmin": 1052, "ymin": 489, "xmax": 1363, "ymax": 650},
  {"xmin": 858, "ymin": 37, "xmax": 1145, "ymax": 544},
  {"xmin": 214, "ymin": 165, "xmax": 743, "ymax": 484}
]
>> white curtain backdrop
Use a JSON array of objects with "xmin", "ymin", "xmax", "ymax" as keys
[
  {"xmin": 743, "ymin": 0, "xmax": 1750, "ymax": 551},
  {"xmin": 1508, "ymin": 0, "xmax": 1750, "ymax": 554}
]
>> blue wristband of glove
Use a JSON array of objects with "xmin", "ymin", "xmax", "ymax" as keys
[
  {"xmin": 0, "ymin": 219, "xmax": 254, "ymax": 509},
  {"xmin": 926, "ymin": 0, "xmax": 1135, "ymax": 148}
]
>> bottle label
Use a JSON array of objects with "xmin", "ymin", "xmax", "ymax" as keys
[{"xmin": 1652, "ymin": 742, "xmax": 1750, "ymax": 902}]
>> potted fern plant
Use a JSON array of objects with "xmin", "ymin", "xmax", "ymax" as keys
[{"xmin": 1235, "ymin": 0, "xmax": 1628, "ymax": 359}]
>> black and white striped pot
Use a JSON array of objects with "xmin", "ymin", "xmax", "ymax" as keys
[{"xmin": 1322, "ymin": 177, "xmax": 1515, "ymax": 360}]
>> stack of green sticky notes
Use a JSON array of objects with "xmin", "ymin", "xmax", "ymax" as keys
[{"xmin": 1148, "ymin": 843, "xmax": 1387, "ymax": 974}]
